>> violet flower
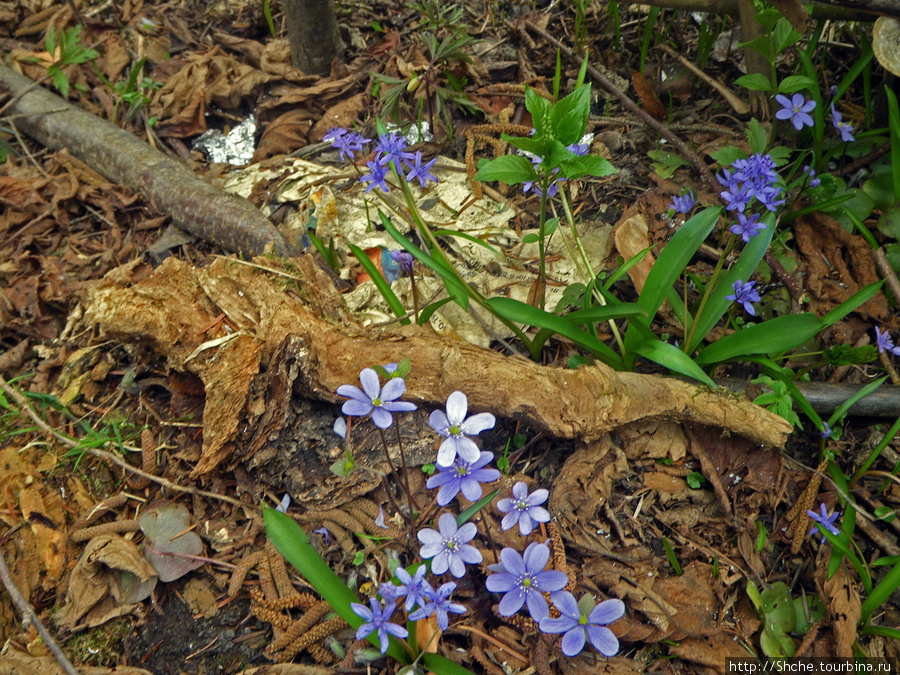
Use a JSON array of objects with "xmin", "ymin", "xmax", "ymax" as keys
[
  {"xmin": 496, "ymin": 481, "xmax": 551, "ymax": 535},
  {"xmin": 429, "ymin": 391, "xmax": 496, "ymax": 467},
  {"xmin": 875, "ymin": 327, "xmax": 898, "ymax": 355},
  {"xmin": 725, "ymin": 279, "xmax": 761, "ymax": 316},
  {"xmin": 729, "ymin": 212, "xmax": 765, "ymax": 243},
  {"xmin": 539, "ymin": 591, "xmax": 625, "ymax": 657},
  {"xmin": 390, "ymin": 250, "xmax": 415, "ymax": 274},
  {"xmin": 831, "ymin": 103, "xmax": 856, "ymax": 142},
  {"xmin": 361, "ymin": 160, "xmax": 391, "ymax": 193},
  {"xmin": 394, "ymin": 564, "xmax": 431, "ymax": 612},
  {"xmin": 417, "ymin": 512, "xmax": 482, "ymax": 578},
  {"xmin": 405, "ymin": 151, "xmax": 439, "ymax": 187},
  {"xmin": 669, "ymin": 191, "xmax": 696, "ymax": 215},
  {"xmin": 775, "ymin": 93, "xmax": 816, "ymax": 131},
  {"xmin": 408, "ymin": 581, "xmax": 467, "ymax": 629},
  {"xmin": 485, "ymin": 542, "xmax": 568, "ymax": 622},
  {"xmin": 336, "ymin": 367, "xmax": 417, "ymax": 429},
  {"xmin": 426, "ymin": 451, "xmax": 500, "ymax": 506},
  {"xmin": 807, "ymin": 503, "xmax": 841, "ymax": 543},
  {"xmin": 350, "ymin": 598, "xmax": 408, "ymax": 654}
]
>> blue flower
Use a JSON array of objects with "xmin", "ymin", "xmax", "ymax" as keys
[
  {"xmin": 314, "ymin": 526, "xmax": 330, "ymax": 542},
  {"xmin": 539, "ymin": 591, "xmax": 625, "ymax": 657},
  {"xmin": 417, "ymin": 512, "xmax": 482, "ymax": 578},
  {"xmin": 719, "ymin": 177, "xmax": 753, "ymax": 212},
  {"xmin": 669, "ymin": 191, "xmax": 696, "ymax": 215},
  {"xmin": 350, "ymin": 598, "xmax": 408, "ymax": 654},
  {"xmin": 405, "ymin": 151, "xmax": 439, "ymax": 187},
  {"xmin": 725, "ymin": 279, "xmax": 761, "ymax": 316},
  {"xmin": 325, "ymin": 128, "xmax": 371, "ymax": 161},
  {"xmin": 485, "ymin": 542, "xmax": 568, "ymax": 622},
  {"xmin": 566, "ymin": 141, "xmax": 590, "ymax": 156},
  {"xmin": 408, "ymin": 581, "xmax": 467, "ymax": 629},
  {"xmin": 390, "ymin": 250, "xmax": 415, "ymax": 274},
  {"xmin": 375, "ymin": 132, "xmax": 415, "ymax": 169},
  {"xmin": 496, "ymin": 481, "xmax": 551, "ymax": 535},
  {"xmin": 875, "ymin": 327, "xmax": 899, "ymax": 355},
  {"xmin": 729, "ymin": 212, "xmax": 765, "ymax": 243},
  {"xmin": 429, "ymin": 391, "xmax": 496, "ymax": 466},
  {"xmin": 375, "ymin": 505, "xmax": 390, "ymax": 529},
  {"xmin": 775, "ymin": 93, "xmax": 816, "ymax": 131},
  {"xmin": 807, "ymin": 503, "xmax": 840, "ymax": 543},
  {"xmin": 426, "ymin": 451, "xmax": 500, "ymax": 506},
  {"xmin": 394, "ymin": 564, "xmax": 431, "ymax": 612},
  {"xmin": 361, "ymin": 160, "xmax": 391, "ymax": 193},
  {"xmin": 803, "ymin": 165, "xmax": 821, "ymax": 188},
  {"xmin": 336, "ymin": 368, "xmax": 417, "ymax": 429},
  {"xmin": 831, "ymin": 103, "xmax": 855, "ymax": 143},
  {"xmin": 819, "ymin": 422, "xmax": 832, "ymax": 440},
  {"xmin": 333, "ymin": 417, "xmax": 348, "ymax": 439}
]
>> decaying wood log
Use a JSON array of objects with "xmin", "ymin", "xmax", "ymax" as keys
[
  {"xmin": 0, "ymin": 64, "xmax": 295, "ymax": 258},
  {"xmin": 80, "ymin": 255, "xmax": 792, "ymax": 482}
]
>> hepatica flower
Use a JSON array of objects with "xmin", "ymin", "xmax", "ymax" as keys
[
  {"xmin": 775, "ymin": 93, "xmax": 816, "ymax": 131},
  {"xmin": 485, "ymin": 542, "xmax": 568, "ymax": 622},
  {"xmin": 417, "ymin": 512, "xmax": 482, "ymax": 577},
  {"xmin": 336, "ymin": 368, "xmax": 417, "ymax": 429},
  {"xmin": 539, "ymin": 591, "xmax": 625, "ymax": 657},
  {"xmin": 831, "ymin": 103, "xmax": 856, "ymax": 142},
  {"xmin": 430, "ymin": 391, "xmax": 496, "ymax": 466},
  {"xmin": 351, "ymin": 598, "xmax": 408, "ymax": 654},
  {"xmin": 409, "ymin": 581, "xmax": 467, "ymax": 630},
  {"xmin": 426, "ymin": 450, "xmax": 500, "ymax": 506},
  {"xmin": 807, "ymin": 503, "xmax": 841, "ymax": 543},
  {"xmin": 726, "ymin": 279, "xmax": 761, "ymax": 316},
  {"xmin": 497, "ymin": 481, "xmax": 551, "ymax": 535}
]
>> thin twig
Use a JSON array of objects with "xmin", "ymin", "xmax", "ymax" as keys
[
  {"xmin": 0, "ymin": 373, "xmax": 250, "ymax": 509},
  {"xmin": 0, "ymin": 543, "xmax": 80, "ymax": 675},
  {"xmin": 874, "ymin": 247, "xmax": 900, "ymax": 306}
]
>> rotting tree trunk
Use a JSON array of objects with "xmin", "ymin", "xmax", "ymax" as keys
[
  {"xmin": 283, "ymin": 0, "xmax": 344, "ymax": 76},
  {"xmin": 0, "ymin": 65, "xmax": 296, "ymax": 258},
  {"xmin": 737, "ymin": 0, "xmax": 771, "ymax": 119}
]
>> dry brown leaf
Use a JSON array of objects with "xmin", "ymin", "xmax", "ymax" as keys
[
  {"xmin": 54, "ymin": 534, "xmax": 158, "ymax": 631},
  {"xmin": 632, "ymin": 71, "xmax": 666, "ymax": 119},
  {"xmin": 253, "ymin": 109, "xmax": 314, "ymax": 161},
  {"xmin": 310, "ymin": 93, "xmax": 367, "ymax": 142},
  {"xmin": 17, "ymin": 485, "xmax": 69, "ymax": 584},
  {"xmin": 822, "ymin": 563, "xmax": 861, "ymax": 657},
  {"xmin": 618, "ymin": 420, "xmax": 687, "ymax": 462},
  {"xmin": 612, "ymin": 212, "xmax": 655, "ymax": 296},
  {"xmin": 0, "ymin": 649, "xmax": 152, "ymax": 675}
]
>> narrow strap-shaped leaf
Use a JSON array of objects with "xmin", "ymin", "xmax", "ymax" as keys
[
  {"xmin": 633, "ymin": 339, "xmax": 714, "ymax": 385},
  {"xmin": 347, "ymin": 243, "xmax": 409, "ymax": 323},
  {"xmin": 695, "ymin": 314, "xmax": 824, "ymax": 365}
]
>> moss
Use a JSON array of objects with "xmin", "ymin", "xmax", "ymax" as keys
[{"xmin": 64, "ymin": 619, "xmax": 131, "ymax": 668}]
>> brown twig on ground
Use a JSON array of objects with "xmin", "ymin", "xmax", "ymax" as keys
[
  {"xmin": 657, "ymin": 43, "xmax": 749, "ymax": 115},
  {"xmin": 0, "ymin": 543, "xmax": 81, "ymax": 675},
  {"xmin": 524, "ymin": 20, "xmax": 718, "ymax": 189},
  {"xmin": 0, "ymin": 372, "xmax": 250, "ymax": 509},
  {"xmin": 874, "ymin": 247, "xmax": 900, "ymax": 306}
]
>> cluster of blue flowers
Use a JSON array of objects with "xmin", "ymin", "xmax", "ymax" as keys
[
  {"xmin": 335, "ymin": 365, "xmax": 626, "ymax": 659},
  {"xmin": 324, "ymin": 128, "xmax": 439, "ymax": 193}
]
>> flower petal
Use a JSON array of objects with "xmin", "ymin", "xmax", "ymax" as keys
[
  {"xmin": 457, "ymin": 544, "xmax": 482, "ymax": 565},
  {"xmin": 382, "ymin": 400, "xmax": 417, "ymax": 413},
  {"xmin": 518, "ymin": 512, "xmax": 535, "ymax": 535},
  {"xmin": 486, "ymin": 572, "xmax": 517, "ymax": 593},
  {"xmin": 380, "ymin": 377, "xmax": 407, "ymax": 402},
  {"xmin": 539, "ymin": 615, "xmax": 578, "ymax": 634},
  {"xmin": 431, "ymin": 551, "xmax": 450, "ymax": 575},
  {"xmin": 436, "ymin": 437, "xmax": 459, "ymax": 467},
  {"xmin": 371, "ymin": 407, "xmax": 393, "ymax": 429},
  {"xmin": 523, "ymin": 542, "xmax": 550, "ymax": 572},
  {"xmin": 498, "ymin": 587, "xmax": 526, "ymax": 615},
  {"xmin": 549, "ymin": 591, "xmax": 582, "ymax": 620},
  {"xmin": 426, "ymin": 471, "xmax": 455, "ymax": 489},
  {"xmin": 385, "ymin": 622, "xmax": 409, "ymax": 639},
  {"xmin": 471, "ymin": 451, "xmax": 495, "ymax": 470},
  {"xmin": 459, "ymin": 412, "xmax": 496, "ymax": 435},
  {"xmin": 417, "ymin": 528, "xmax": 442, "ymax": 546},
  {"xmin": 445, "ymin": 391, "xmax": 468, "ymax": 426},
  {"xmin": 560, "ymin": 627, "xmax": 586, "ymax": 657},
  {"xmin": 526, "ymin": 592, "xmax": 551, "ymax": 622},
  {"xmin": 429, "ymin": 409, "xmax": 451, "ymax": 436},
  {"xmin": 455, "ymin": 436, "xmax": 481, "ymax": 463},
  {"xmin": 351, "ymin": 602, "xmax": 373, "ymax": 621},
  {"xmin": 436, "ymin": 482, "xmax": 460, "ymax": 506},
  {"xmin": 336, "ymin": 384, "xmax": 367, "ymax": 402},
  {"xmin": 460, "ymin": 478, "xmax": 483, "ymax": 501},
  {"xmin": 535, "ymin": 570, "xmax": 569, "ymax": 592},
  {"xmin": 359, "ymin": 368, "xmax": 381, "ymax": 400},
  {"xmin": 589, "ymin": 598, "xmax": 626, "ymax": 625},
  {"xmin": 342, "ymin": 399, "xmax": 373, "ymax": 417},
  {"xmin": 585, "ymin": 625, "xmax": 619, "ymax": 657},
  {"xmin": 456, "ymin": 521, "xmax": 478, "ymax": 544},
  {"xmin": 528, "ymin": 506, "xmax": 551, "ymax": 523},
  {"xmin": 437, "ymin": 512, "xmax": 459, "ymax": 538},
  {"xmin": 511, "ymin": 481, "xmax": 529, "ymax": 500},
  {"xmin": 500, "ymin": 511, "xmax": 519, "ymax": 531}
]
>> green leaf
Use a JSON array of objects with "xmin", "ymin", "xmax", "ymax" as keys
[
  {"xmin": 686, "ymin": 472, "xmax": 705, "ymax": 488},
  {"xmin": 773, "ymin": 17, "xmax": 802, "ymax": 55},
  {"xmin": 486, "ymin": 296, "xmax": 623, "ymax": 367},
  {"xmin": 633, "ymin": 339, "xmax": 714, "ymax": 385},
  {"xmin": 501, "ymin": 134, "xmax": 549, "ymax": 157},
  {"xmin": 738, "ymin": 35, "xmax": 773, "ymax": 62},
  {"xmin": 457, "ymin": 488, "xmax": 499, "ymax": 525},
  {"xmin": 432, "ymin": 229, "xmax": 503, "ymax": 257},
  {"xmin": 559, "ymin": 154, "xmax": 618, "ymax": 180},
  {"xmin": 264, "ymin": 508, "xmax": 410, "ymax": 663},
  {"xmin": 777, "ymin": 75, "xmax": 816, "ymax": 94},
  {"xmin": 820, "ymin": 281, "xmax": 883, "ymax": 325},
  {"xmin": 551, "ymin": 84, "xmax": 591, "ymax": 145},
  {"xmin": 348, "ymin": 243, "xmax": 409, "ymax": 324},
  {"xmin": 695, "ymin": 315, "xmax": 824, "ymax": 365},
  {"xmin": 735, "ymin": 73, "xmax": 772, "ymax": 92},
  {"xmin": 474, "ymin": 155, "xmax": 538, "ymax": 185},
  {"xmin": 747, "ymin": 118, "xmax": 768, "ymax": 155},
  {"xmin": 709, "ymin": 146, "xmax": 747, "ymax": 167},
  {"xmin": 525, "ymin": 87, "xmax": 553, "ymax": 139},
  {"xmin": 886, "ymin": 88, "xmax": 900, "ymax": 202}
]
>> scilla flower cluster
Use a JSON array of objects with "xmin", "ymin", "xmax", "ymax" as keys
[
  {"xmin": 336, "ymin": 364, "xmax": 626, "ymax": 659},
  {"xmin": 324, "ymin": 128, "xmax": 438, "ymax": 193}
]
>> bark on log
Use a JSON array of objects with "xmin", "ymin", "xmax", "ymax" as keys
[{"xmin": 0, "ymin": 64, "xmax": 296, "ymax": 258}]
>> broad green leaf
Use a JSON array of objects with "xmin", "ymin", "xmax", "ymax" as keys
[
  {"xmin": 695, "ymin": 314, "xmax": 824, "ymax": 364},
  {"xmin": 747, "ymin": 118, "xmax": 767, "ymax": 155},
  {"xmin": 474, "ymin": 155, "xmax": 538, "ymax": 185},
  {"xmin": 738, "ymin": 35, "xmax": 773, "ymax": 62},
  {"xmin": 735, "ymin": 73, "xmax": 772, "ymax": 92},
  {"xmin": 501, "ymin": 134, "xmax": 549, "ymax": 157},
  {"xmin": 526, "ymin": 87, "xmax": 553, "ymax": 138},
  {"xmin": 773, "ymin": 17, "xmax": 802, "ymax": 54},
  {"xmin": 551, "ymin": 84, "xmax": 591, "ymax": 145},
  {"xmin": 634, "ymin": 339, "xmax": 714, "ymax": 385},
  {"xmin": 559, "ymin": 154, "xmax": 618, "ymax": 180},
  {"xmin": 709, "ymin": 146, "xmax": 747, "ymax": 167},
  {"xmin": 887, "ymin": 88, "xmax": 900, "ymax": 202},
  {"xmin": 777, "ymin": 75, "xmax": 816, "ymax": 94},
  {"xmin": 264, "ymin": 508, "xmax": 410, "ymax": 663}
]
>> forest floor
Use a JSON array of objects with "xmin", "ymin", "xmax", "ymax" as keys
[{"xmin": 1, "ymin": 0, "xmax": 900, "ymax": 673}]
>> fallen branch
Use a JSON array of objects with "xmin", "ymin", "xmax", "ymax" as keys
[{"xmin": 0, "ymin": 64, "xmax": 295, "ymax": 258}]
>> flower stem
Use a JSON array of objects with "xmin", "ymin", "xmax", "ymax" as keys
[{"xmin": 377, "ymin": 426, "xmax": 416, "ymax": 532}]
